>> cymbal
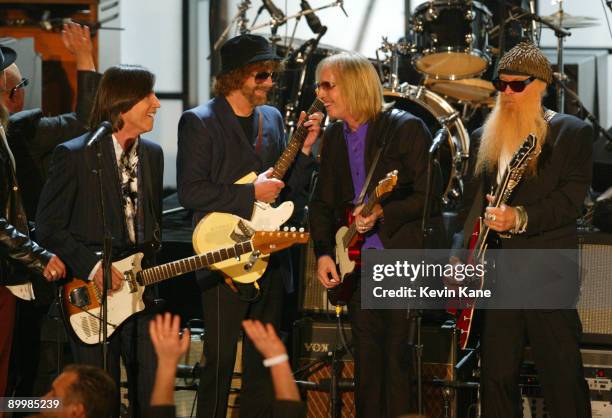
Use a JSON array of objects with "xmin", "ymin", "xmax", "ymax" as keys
[{"xmin": 541, "ymin": 11, "xmax": 599, "ymax": 29}]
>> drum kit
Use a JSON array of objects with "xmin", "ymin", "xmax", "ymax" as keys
[{"xmin": 212, "ymin": 0, "xmax": 603, "ymax": 207}]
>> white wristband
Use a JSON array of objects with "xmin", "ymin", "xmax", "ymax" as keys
[{"xmin": 262, "ymin": 354, "xmax": 288, "ymax": 368}]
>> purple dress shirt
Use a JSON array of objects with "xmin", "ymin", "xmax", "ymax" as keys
[{"xmin": 343, "ymin": 122, "xmax": 384, "ymax": 250}]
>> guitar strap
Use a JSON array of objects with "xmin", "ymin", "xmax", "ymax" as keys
[
  {"xmin": 254, "ymin": 111, "xmax": 263, "ymax": 155},
  {"xmin": 355, "ymin": 109, "xmax": 401, "ymax": 206}
]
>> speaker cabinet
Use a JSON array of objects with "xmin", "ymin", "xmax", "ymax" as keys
[
  {"xmin": 293, "ymin": 318, "xmax": 477, "ymax": 418},
  {"xmin": 299, "ymin": 241, "xmax": 347, "ymax": 314},
  {"xmin": 578, "ymin": 232, "xmax": 612, "ymax": 344},
  {"xmin": 293, "ymin": 319, "xmax": 355, "ymax": 418}
]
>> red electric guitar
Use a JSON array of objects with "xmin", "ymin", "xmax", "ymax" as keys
[
  {"xmin": 454, "ymin": 134, "xmax": 538, "ymax": 349},
  {"xmin": 328, "ymin": 170, "xmax": 398, "ymax": 306}
]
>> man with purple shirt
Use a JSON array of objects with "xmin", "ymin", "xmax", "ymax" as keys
[{"xmin": 309, "ymin": 52, "xmax": 432, "ymax": 417}]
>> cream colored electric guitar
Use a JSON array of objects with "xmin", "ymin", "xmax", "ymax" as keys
[
  {"xmin": 192, "ymin": 98, "xmax": 324, "ymax": 283},
  {"xmin": 62, "ymin": 230, "xmax": 309, "ymax": 344}
]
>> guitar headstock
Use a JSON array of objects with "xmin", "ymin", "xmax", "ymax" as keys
[
  {"xmin": 508, "ymin": 134, "xmax": 537, "ymax": 171},
  {"xmin": 252, "ymin": 230, "xmax": 309, "ymax": 254},
  {"xmin": 375, "ymin": 170, "xmax": 399, "ymax": 198}
]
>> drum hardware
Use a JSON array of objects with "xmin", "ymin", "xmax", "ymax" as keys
[
  {"xmin": 209, "ymin": 0, "xmax": 252, "ymax": 58},
  {"xmin": 209, "ymin": 0, "xmax": 344, "ymax": 57},
  {"xmin": 541, "ymin": 11, "xmax": 600, "ymax": 29},
  {"xmin": 553, "ymin": 72, "xmax": 612, "ymax": 149},
  {"xmin": 376, "ymin": 37, "xmax": 415, "ymax": 92}
]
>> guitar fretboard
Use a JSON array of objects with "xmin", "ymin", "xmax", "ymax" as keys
[
  {"xmin": 272, "ymin": 99, "xmax": 325, "ymax": 180},
  {"xmin": 137, "ymin": 241, "xmax": 254, "ymax": 286}
]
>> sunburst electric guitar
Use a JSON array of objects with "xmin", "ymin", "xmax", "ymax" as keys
[
  {"xmin": 62, "ymin": 230, "xmax": 308, "ymax": 344},
  {"xmin": 192, "ymin": 98, "xmax": 325, "ymax": 284},
  {"xmin": 454, "ymin": 134, "xmax": 538, "ymax": 349},
  {"xmin": 328, "ymin": 171, "xmax": 399, "ymax": 306}
]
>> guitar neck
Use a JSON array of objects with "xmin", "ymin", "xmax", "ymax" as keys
[
  {"xmin": 271, "ymin": 99, "xmax": 325, "ymax": 180},
  {"xmin": 138, "ymin": 241, "xmax": 254, "ymax": 286},
  {"xmin": 476, "ymin": 169, "xmax": 515, "ymax": 257}
]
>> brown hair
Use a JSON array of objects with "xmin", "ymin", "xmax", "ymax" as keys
[
  {"xmin": 63, "ymin": 364, "xmax": 116, "ymax": 418},
  {"xmin": 89, "ymin": 64, "xmax": 155, "ymax": 132},
  {"xmin": 213, "ymin": 60, "xmax": 283, "ymax": 96}
]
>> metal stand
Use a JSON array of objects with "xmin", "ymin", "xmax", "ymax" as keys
[
  {"xmin": 93, "ymin": 139, "xmax": 113, "ymax": 372},
  {"xmin": 554, "ymin": 73, "xmax": 612, "ymax": 147},
  {"xmin": 294, "ymin": 309, "xmax": 354, "ymax": 418}
]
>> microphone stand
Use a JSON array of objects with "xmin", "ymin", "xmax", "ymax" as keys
[
  {"xmin": 94, "ymin": 137, "xmax": 113, "ymax": 372},
  {"xmin": 554, "ymin": 75, "xmax": 612, "ymax": 148}
]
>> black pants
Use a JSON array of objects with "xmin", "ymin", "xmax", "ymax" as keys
[
  {"xmin": 348, "ymin": 285, "xmax": 412, "ymax": 418},
  {"xmin": 480, "ymin": 309, "xmax": 591, "ymax": 418},
  {"xmin": 68, "ymin": 311, "xmax": 157, "ymax": 418},
  {"xmin": 196, "ymin": 267, "xmax": 284, "ymax": 418}
]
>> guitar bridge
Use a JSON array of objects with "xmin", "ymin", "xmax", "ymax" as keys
[{"xmin": 124, "ymin": 271, "xmax": 138, "ymax": 293}]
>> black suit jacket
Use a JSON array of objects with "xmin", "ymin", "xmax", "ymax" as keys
[
  {"xmin": 310, "ymin": 109, "xmax": 432, "ymax": 259},
  {"xmin": 456, "ymin": 112, "xmax": 593, "ymax": 250},
  {"xmin": 176, "ymin": 96, "xmax": 316, "ymax": 290},
  {"xmin": 7, "ymin": 70, "xmax": 101, "ymax": 219},
  {"xmin": 451, "ymin": 113, "xmax": 593, "ymax": 308},
  {"xmin": 35, "ymin": 133, "xmax": 164, "ymax": 279}
]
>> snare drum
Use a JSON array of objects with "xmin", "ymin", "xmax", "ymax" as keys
[
  {"xmin": 384, "ymin": 87, "xmax": 469, "ymax": 203},
  {"xmin": 412, "ymin": 1, "xmax": 493, "ymax": 80}
]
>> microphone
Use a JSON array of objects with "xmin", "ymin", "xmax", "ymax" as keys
[
  {"xmin": 262, "ymin": 0, "xmax": 285, "ymax": 22},
  {"xmin": 300, "ymin": 0, "xmax": 324, "ymax": 34},
  {"xmin": 553, "ymin": 71, "xmax": 569, "ymax": 82},
  {"xmin": 429, "ymin": 128, "xmax": 449, "ymax": 154},
  {"xmin": 86, "ymin": 121, "xmax": 112, "ymax": 148}
]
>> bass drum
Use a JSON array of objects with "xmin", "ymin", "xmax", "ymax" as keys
[{"xmin": 384, "ymin": 87, "xmax": 469, "ymax": 204}]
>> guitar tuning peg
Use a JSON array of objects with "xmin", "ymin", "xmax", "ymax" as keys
[
  {"xmin": 283, "ymin": 226, "xmax": 289, "ymax": 231},
  {"xmin": 290, "ymin": 227, "xmax": 296, "ymax": 232},
  {"xmin": 299, "ymin": 227, "xmax": 304, "ymax": 232}
]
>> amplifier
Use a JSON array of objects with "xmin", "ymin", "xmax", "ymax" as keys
[
  {"xmin": 293, "ymin": 318, "xmax": 355, "ymax": 418},
  {"xmin": 299, "ymin": 241, "xmax": 347, "ymax": 314},
  {"xmin": 521, "ymin": 347, "xmax": 612, "ymax": 418},
  {"xmin": 293, "ymin": 318, "xmax": 476, "ymax": 418},
  {"xmin": 578, "ymin": 232, "xmax": 612, "ymax": 344}
]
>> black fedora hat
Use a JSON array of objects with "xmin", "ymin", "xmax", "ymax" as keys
[
  {"xmin": 0, "ymin": 46, "xmax": 17, "ymax": 72},
  {"xmin": 219, "ymin": 34, "xmax": 281, "ymax": 75}
]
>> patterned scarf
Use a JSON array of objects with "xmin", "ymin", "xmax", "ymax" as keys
[{"xmin": 118, "ymin": 142, "xmax": 139, "ymax": 243}]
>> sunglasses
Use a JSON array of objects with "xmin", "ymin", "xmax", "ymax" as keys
[
  {"xmin": 314, "ymin": 81, "xmax": 337, "ymax": 92},
  {"xmin": 253, "ymin": 71, "xmax": 276, "ymax": 83},
  {"xmin": 492, "ymin": 76, "xmax": 536, "ymax": 93}
]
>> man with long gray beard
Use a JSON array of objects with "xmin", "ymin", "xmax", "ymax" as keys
[{"xmin": 452, "ymin": 42, "xmax": 593, "ymax": 417}]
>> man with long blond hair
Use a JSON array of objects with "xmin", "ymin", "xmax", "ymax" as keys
[
  {"xmin": 454, "ymin": 42, "xmax": 592, "ymax": 417},
  {"xmin": 177, "ymin": 34, "xmax": 322, "ymax": 418},
  {"xmin": 310, "ymin": 52, "xmax": 432, "ymax": 417}
]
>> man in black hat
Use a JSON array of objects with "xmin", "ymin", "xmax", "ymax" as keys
[
  {"xmin": 177, "ymin": 34, "xmax": 322, "ymax": 418},
  {"xmin": 452, "ymin": 42, "xmax": 592, "ymax": 417},
  {"xmin": 0, "ymin": 44, "xmax": 67, "ymax": 398}
]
